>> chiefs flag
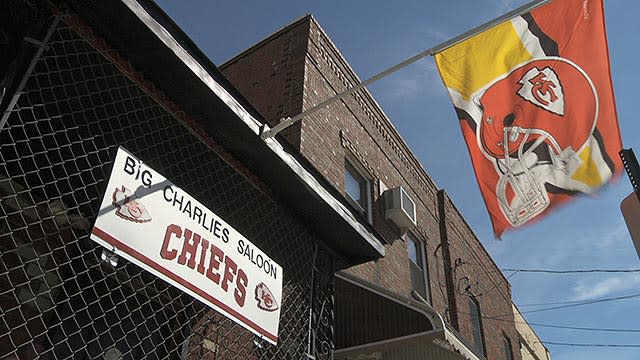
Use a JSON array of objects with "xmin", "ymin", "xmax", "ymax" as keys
[{"xmin": 435, "ymin": 0, "xmax": 622, "ymax": 237}]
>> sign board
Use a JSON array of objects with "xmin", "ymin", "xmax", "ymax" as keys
[
  {"xmin": 90, "ymin": 147, "xmax": 282, "ymax": 344},
  {"xmin": 620, "ymin": 192, "xmax": 640, "ymax": 259}
]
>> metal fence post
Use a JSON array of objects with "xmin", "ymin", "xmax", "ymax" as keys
[{"xmin": 0, "ymin": 15, "xmax": 60, "ymax": 130}]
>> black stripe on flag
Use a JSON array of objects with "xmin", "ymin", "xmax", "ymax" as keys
[
  {"xmin": 592, "ymin": 127, "xmax": 616, "ymax": 174},
  {"xmin": 545, "ymin": 183, "xmax": 582, "ymax": 196},
  {"xmin": 522, "ymin": 13, "xmax": 559, "ymax": 56},
  {"xmin": 455, "ymin": 107, "xmax": 477, "ymax": 133}
]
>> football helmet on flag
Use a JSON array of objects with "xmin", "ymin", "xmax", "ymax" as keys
[{"xmin": 476, "ymin": 58, "xmax": 598, "ymax": 226}]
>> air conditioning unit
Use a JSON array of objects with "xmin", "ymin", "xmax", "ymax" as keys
[{"xmin": 383, "ymin": 186, "xmax": 417, "ymax": 230}]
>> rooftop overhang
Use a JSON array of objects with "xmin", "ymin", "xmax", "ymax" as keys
[
  {"xmin": 334, "ymin": 272, "xmax": 484, "ymax": 360},
  {"xmin": 54, "ymin": 0, "xmax": 385, "ymax": 266}
]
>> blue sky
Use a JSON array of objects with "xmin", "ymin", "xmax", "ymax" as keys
[{"xmin": 153, "ymin": 1, "xmax": 640, "ymax": 358}]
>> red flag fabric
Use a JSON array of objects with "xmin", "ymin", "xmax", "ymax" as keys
[{"xmin": 435, "ymin": 0, "xmax": 622, "ymax": 237}]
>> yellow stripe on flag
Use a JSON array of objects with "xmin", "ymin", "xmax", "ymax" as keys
[
  {"xmin": 435, "ymin": 20, "xmax": 533, "ymax": 100},
  {"xmin": 571, "ymin": 146, "xmax": 603, "ymax": 188}
]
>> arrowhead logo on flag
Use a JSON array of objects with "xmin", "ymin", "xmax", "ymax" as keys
[
  {"xmin": 517, "ymin": 66, "xmax": 565, "ymax": 116},
  {"xmin": 435, "ymin": 0, "xmax": 622, "ymax": 236}
]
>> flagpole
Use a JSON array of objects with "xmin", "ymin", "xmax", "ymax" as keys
[{"xmin": 260, "ymin": 0, "xmax": 552, "ymax": 140}]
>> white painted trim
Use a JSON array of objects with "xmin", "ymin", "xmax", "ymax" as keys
[
  {"xmin": 344, "ymin": 157, "xmax": 374, "ymax": 224},
  {"xmin": 120, "ymin": 0, "xmax": 262, "ymax": 134},
  {"xmin": 333, "ymin": 330, "xmax": 445, "ymax": 359},
  {"xmin": 265, "ymin": 138, "xmax": 384, "ymax": 254},
  {"xmin": 445, "ymin": 328, "xmax": 483, "ymax": 360}
]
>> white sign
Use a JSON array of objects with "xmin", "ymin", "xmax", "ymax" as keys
[{"xmin": 91, "ymin": 146, "xmax": 282, "ymax": 344}]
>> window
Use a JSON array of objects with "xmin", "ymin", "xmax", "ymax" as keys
[
  {"xmin": 406, "ymin": 233, "xmax": 430, "ymax": 302},
  {"xmin": 469, "ymin": 296, "xmax": 486, "ymax": 356},
  {"xmin": 503, "ymin": 335, "xmax": 514, "ymax": 360},
  {"xmin": 400, "ymin": 188, "xmax": 416, "ymax": 223},
  {"xmin": 344, "ymin": 159, "xmax": 371, "ymax": 220}
]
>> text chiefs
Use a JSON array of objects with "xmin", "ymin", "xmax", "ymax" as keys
[{"xmin": 160, "ymin": 183, "xmax": 279, "ymax": 309}]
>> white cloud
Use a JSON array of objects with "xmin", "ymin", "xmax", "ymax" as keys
[
  {"xmin": 525, "ymin": 218, "xmax": 632, "ymax": 267},
  {"xmin": 571, "ymin": 273, "xmax": 640, "ymax": 301},
  {"xmin": 593, "ymin": 222, "xmax": 629, "ymax": 250},
  {"xmin": 382, "ymin": 58, "xmax": 446, "ymax": 100}
]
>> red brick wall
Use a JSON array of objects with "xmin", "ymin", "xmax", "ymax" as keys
[
  {"xmin": 221, "ymin": 15, "xmax": 521, "ymax": 360},
  {"xmin": 219, "ymin": 19, "xmax": 309, "ymax": 149},
  {"xmin": 442, "ymin": 192, "xmax": 520, "ymax": 360},
  {"xmin": 300, "ymin": 17, "xmax": 447, "ymax": 299}
]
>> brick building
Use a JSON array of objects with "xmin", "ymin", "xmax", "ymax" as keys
[
  {"xmin": 0, "ymin": 1, "xmax": 385, "ymax": 359},
  {"xmin": 0, "ymin": 1, "xmax": 548, "ymax": 359},
  {"xmin": 513, "ymin": 304, "xmax": 551, "ymax": 360},
  {"xmin": 221, "ymin": 15, "xmax": 540, "ymax": 360}
]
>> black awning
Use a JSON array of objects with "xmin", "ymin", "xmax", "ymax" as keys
[
  {"xmin": 334, "ymin": 273, "xmax": 483, "ymax": 360},
  {"xmin": 335, "ymin": 273, "xmax": 438, "ymax": 350}
]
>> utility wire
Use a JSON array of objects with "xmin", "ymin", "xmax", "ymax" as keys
[
  {"xmin": 479, "ymin": 314, "xmax": 640, "ymax": 333},
  {"xmin": 462, "ymin": 311, "xmax": 640, "ymax": 347},
  {"xmin": 476, "ymin": 270, "xmax": 520, "ymax": 297},
  {"xmin": 448, "ymin": 226, "xmax": 515, "ymax": 308},
  {"xmin": 465, "ymin": 261, "xmax": 640, "ymax": 275},
  {"xmin": 519, "ymin": 295, "xmax": 640, "ymax": 307},
  {"xmin": 532, "ymin": 323, "xmax": 640, "ymax": 333},
  {"xmin": 540, "ymin": 341, "xmax": 640, "ymax": 348},
  {"xmin": 501, "ymin": 268, "xmax": 640, "ymax": 274},
  {"xmin": 482, "ymin": 292, "xmax": 640, "ymax": 318},
  {"xmin": 518, "ymin": 292, "xmax": 640, "ymax": 315}
]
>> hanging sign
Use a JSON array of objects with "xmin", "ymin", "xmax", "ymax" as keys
[{"xmin": 90, "ymin": 146, "xmax": 282, "ymax": 344}]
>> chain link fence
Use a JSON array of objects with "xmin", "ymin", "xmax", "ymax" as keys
[{"xmin": 0, "ymin": 8, "xmax": 334, "ymax": 360}]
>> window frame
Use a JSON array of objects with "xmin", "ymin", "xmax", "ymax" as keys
[
  {"xmin": 405, "ymin": 232, "xmax": 431, "ymax": 303},
  {"xmin": 503, "ymin": 334, "xmax": 514, "ymax": 360},
  {"xmin": 468, "ymin": 296, "xmax": 487, "ymax": 357},
  {"xmin": 343, "ymin": 158, "xmax": 372, "ymax": 223}
]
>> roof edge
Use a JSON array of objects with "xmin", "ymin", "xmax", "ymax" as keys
[
  {"xmin": 305, "ymin": 16, "xmax": 442, "ymax": 195},
  {"xmin": 512, "ymin": 302, "xmax": 550, "ymax": 355},
  {"xmin": 116, "ymin": 0, "xmax": 385, "ymax": 261},
  {"xmin": 220, "ymin": 14, "xmax": 312, "ymax": 69}
]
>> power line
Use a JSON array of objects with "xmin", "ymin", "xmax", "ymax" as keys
[
  {"xmin": 480, "ymin": 314, "xmax": 640, "ymax": 333},
  {"xmin": 474, "ymin": 270, "xmax": 520, "ymax": 298},
  {"xmin": 541, "ymin": 341, "xmax": 640, "ymax": 348},
  {"xmin": 457, "ymin": 261, "xmax": 640, "ymax": 315},
  {"xmin": 518, "ymin": 292, "xmax": 640, "ymax": 307},
  {"xmin": 466, "ymin": 261, "xmax": 640, "ymax": 275},
  {"xmin": 532, "ymin": 323, "xmax": 640, "ymax": 333},
  {"xmin": 501, "ymin": 268, "xmax": 640, "ymax": 274},
  {"xmin": 518, "ymin": 292, "xmax": 640, "ymax": 315},
  {"xmin": 481, "ymin": 314, "xmax": 640, "ymax": 347},
  {"xmin": 479, "ymin": 292, "xmax": 640, "ymax": 319},
  {"xmin": 447, "ymin": 225, "xmax": 515, "ymax": 309}
]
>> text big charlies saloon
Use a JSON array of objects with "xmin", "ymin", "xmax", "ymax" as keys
[{"xmin": 90, "ymin": 147, "xmax": 283, "ymax": 344}]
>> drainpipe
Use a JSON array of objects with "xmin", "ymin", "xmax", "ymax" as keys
[{"xmin": 437, "ymin": 189, "xmax": 459, "ymax": 330}]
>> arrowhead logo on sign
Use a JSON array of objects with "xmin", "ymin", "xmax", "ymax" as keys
[
  {"xmin": 255, "ymin": 282, "xmax": 279, "ymax": 312},
  {"xmin": 112, "ymin": 185, "xmax": 152, "ymax": 223}
]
